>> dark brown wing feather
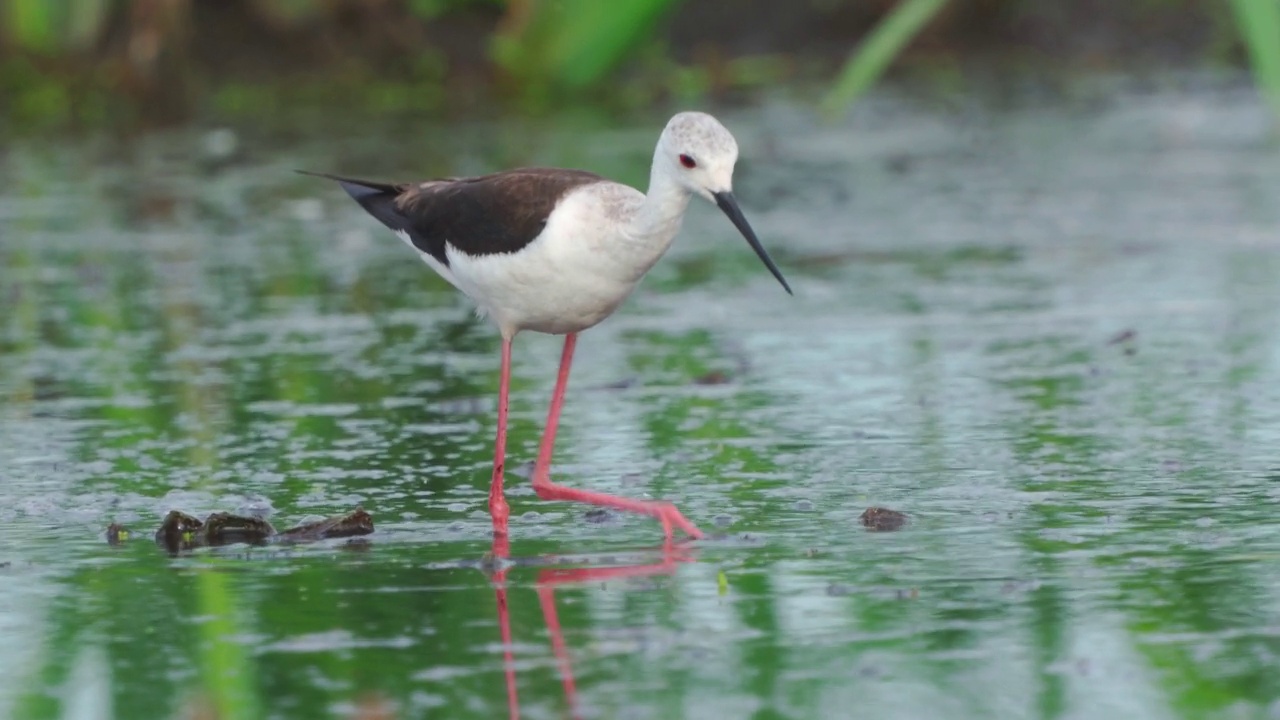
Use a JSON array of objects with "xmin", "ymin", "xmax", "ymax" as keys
[{"xmin": 305, "ymin": 168, "xmax": 606, "ymax": 267}]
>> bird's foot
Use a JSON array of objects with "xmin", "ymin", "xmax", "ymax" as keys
[
  {"xmin": 530, "ymin": 475, "xmax": 704, "ymax": 541},
  {"xmin": 653, "ymin": 503, "xmax": 704, "ymax": 541}
]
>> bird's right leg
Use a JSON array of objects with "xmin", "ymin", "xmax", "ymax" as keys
[
  {"xmin": 489, "ymin": 337, "xmax": 513, "ymax": 537},
  {"xmin": 530, "ymin": 333, "xmax": 703, "ymax": 541}
]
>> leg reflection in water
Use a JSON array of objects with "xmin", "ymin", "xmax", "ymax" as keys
[
  {"xmin": 487, "ymin": 536, "xmax": 694, "ymax": 720},
  {"xmin": 489, "ymin": 534, "xmax": 521, "ymax": 720}
]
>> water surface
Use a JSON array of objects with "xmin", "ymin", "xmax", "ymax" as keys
[{"xmin": 4, "ymin": 79, "xmax": 1280, "ymax": 719}]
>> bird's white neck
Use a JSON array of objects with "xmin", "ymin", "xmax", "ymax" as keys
[
  {"xmin": 625, "ymin": 159, "xmax": 691, "ymax": 253},
  {"xmin": 592, "ymin": 153, "xmax": 693, "ymax": 285}
]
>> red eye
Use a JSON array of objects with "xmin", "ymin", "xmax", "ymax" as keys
[{"xmin": 679, "ymin": 153, "xmax": 697, "ymax": 169}]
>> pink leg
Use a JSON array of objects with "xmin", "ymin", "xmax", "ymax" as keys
[
  {"xmin": 531, "ymin": 333, "xmax": 703, "ymax": 541},
  {"xmin": 489, "ymin": 337, "xmax": 513, "ymax": 537}
]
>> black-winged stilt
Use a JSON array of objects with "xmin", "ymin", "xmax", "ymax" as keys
[{"xmin": 303, "ymin": 111, "xmax": 791, "ymax": 542}]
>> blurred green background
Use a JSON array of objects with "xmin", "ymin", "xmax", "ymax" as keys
[{"xmin": 3, "ymin": 0, "xmax": 1280, "ymax": 133}]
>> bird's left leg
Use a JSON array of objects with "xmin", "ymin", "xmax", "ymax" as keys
[{"xmin": 489, "ymin": 337, "xmax": 513, "ymax": 537}]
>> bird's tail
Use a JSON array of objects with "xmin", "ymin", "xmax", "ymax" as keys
[
  {"xmin": 296, "ymin": 170, "xmax": 408, "ymax": 233},
  {"xmin": 295, "ymin": 170, "xmax": 400, "ymax": 198}
]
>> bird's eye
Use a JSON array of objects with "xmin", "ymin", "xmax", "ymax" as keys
[{"xmin": 679, "ymin": 153, "xmax": 697, "ymax": 169}]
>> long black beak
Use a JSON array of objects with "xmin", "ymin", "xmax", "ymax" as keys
[{"xmin": 713, "ymin": 191, "xmax": 792, "ymax": 295}]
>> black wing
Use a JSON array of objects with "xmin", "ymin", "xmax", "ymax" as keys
[{"xmin": 300, "ymin": 168, "xmax": 605, "ymax": 266}]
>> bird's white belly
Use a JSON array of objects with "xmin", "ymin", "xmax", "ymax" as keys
[{"xmin": 445, "ymin": 239, "xmax": 636, "ymax": 336}]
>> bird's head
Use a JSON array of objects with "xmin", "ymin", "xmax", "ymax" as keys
[
  {"xmin": 657, "ymin": 111, "xmax": 740, "ymax": 201},
  {"xmin": 657, "ymin": 111, "xmax": 792, "ymax": 295}
]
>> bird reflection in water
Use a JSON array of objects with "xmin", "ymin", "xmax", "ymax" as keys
[{"xmin": 488, "ymin": 534, "xmax": 694, "ymax": 719}]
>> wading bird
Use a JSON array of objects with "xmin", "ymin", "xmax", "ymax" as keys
[{"xmin": 304, "ymin": 111, "xmax": 791, "ymax": 542}]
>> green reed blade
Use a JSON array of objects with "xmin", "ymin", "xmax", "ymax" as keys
[
  {"xmin": 1230, "ymin": 0, "xmax": 1280, "ymax": 121},
  {"xmin": 820, "ymin": 0, "xmax": 949, "ymax": 116}
]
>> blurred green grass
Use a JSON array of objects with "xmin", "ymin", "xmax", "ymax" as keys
[
  {"xmin": 492, "ymin": 0, "xmax": 682, "ymax": 92},
  {"xmin": 1, "ymin": 0, "xmax": 1279, "ymax": 131}
]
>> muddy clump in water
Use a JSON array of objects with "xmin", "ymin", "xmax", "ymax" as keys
[
  {"xmin": 860, "ymin": 507, "xmax": 907, "ymax": 532},
  {"xmin": 108, "ymin": 507, "xmax": 374, "ymax": 553}
]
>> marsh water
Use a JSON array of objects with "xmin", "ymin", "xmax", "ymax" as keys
[{"xmin": 5, "ymin": 77, "xmax": 1280, "ymax": 719}]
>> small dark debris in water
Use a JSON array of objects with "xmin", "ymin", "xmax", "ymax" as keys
[
  {"xmin": 803, "ymin": 548, "xmax": 821, "ymax": 557},
  {"xmin": 885, "ymin": 154, "xmax": 914, "ymax": 174},
  {"xmin": 713, "ymin": 513, "xmax": 735, "ymax": 527},
  {"xmin": 1107, "ymin": 329, "xmax": 1136, "ymax": 345},
  {"xmin": 692, "ymin": 370, "xmax": 731, "ymax": 386},
  {"xmin": 0, "ymin": 561, "xmax": 10, "ymax": 569},
  {"xmin": 895, "ymin": 588, "xmax": 920, "ymax": 600},
  {"xmin": 860, "ymin": 507, "xmax": 907, "ymax": 532},
  {"xmin": 1107, "ymin": 329, "xmax": 1138, "ymax": 355},
  {"xmin": 105, "ymin": 523, "xmax": 130, "ymax": 545},
  {"xmin": 600, "ymin": 377, "xmax": 639, "ymax": 391},
  {"xmin": 793, "ymin": 499, "xmax": 815, "ymax": 512},
  {"xmin": 584, "ymin": 508, "xmax": 615, "ymax": 523}
]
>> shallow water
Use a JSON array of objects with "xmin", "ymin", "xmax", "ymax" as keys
[{"xmin": 4, "ymin": 77, "xmax": 1280, "ymax": 719}]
